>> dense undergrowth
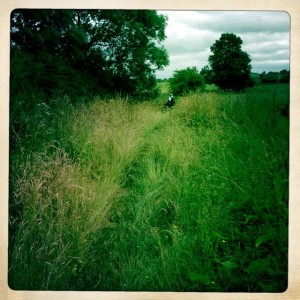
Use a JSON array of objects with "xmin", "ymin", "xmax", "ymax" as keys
[{"xmin": 9, "ymin": 84, "xmax": 289, "ymax": 292}]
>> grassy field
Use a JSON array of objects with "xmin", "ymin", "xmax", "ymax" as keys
[{"xmin": 9, "ymin": 83, "xmax": 289, "ymax": 292}]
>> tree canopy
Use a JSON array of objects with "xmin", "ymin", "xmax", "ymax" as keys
[
  {"xmin": 169, "ymin": 67, "xmax": 205, "ymax": 96},
  {"xmin": 200, "ymin": 65, "xmax": 214, "ymax": 85},
  {"xmin": 10, "ymin": 9, "xmax": 169, "ymax": 98},
  {"xmin": 208, "ymin": 33, "xmax": 252, "ymax": 91}
]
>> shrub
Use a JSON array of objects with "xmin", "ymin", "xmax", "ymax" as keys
[{"xmin": 169, "ymin": 67, "xmax": 205, "ymax": 96}]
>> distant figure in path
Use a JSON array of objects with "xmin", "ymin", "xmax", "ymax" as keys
[{"xmin": 165, "ymin": 93, "xmax": 175, "ymax": 108}]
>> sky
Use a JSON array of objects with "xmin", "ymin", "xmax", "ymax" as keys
[{"xmin": 155, "ymin": 11, "xmax": 290, "ymax": 79}]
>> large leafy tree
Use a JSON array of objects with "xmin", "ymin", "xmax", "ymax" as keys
[
  {"xmin": 200, "ymin": 65, "xmax": 214, "ymax": 85},
  {"xmin": 10, "ymin": 9, "xmax": 169, "ymax": 98},
  {"xmin": 208, "ymin": 33, "xmax": 252, "ymax": 91}
]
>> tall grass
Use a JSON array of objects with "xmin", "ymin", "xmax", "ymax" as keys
[{"xmin": 9, "ymin": 84, "xmax": 289, "ymax": 291}]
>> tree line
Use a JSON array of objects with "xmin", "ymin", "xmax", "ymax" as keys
[
  {"xmin": 259, "ymin": 70, "xmax": 290, "ymax": 83},
  {"xmin": 169, "ymin": 33, "xmax": 289, "ymax": 96},
  {"xmin": 11, "ymin": 10, "xmax": 289, "ymax": 100},
  {"xmin": 10, "ymin": 9, "xmax": 169, "ymax": 100},
  {"xmin": 169, "ymin": 33, "xmax": 252, "ymax": 95}
]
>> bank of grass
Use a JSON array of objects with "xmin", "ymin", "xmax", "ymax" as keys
[{"xmin": 9, "ymin": 84, "xmax": 289, "ymax": 291}]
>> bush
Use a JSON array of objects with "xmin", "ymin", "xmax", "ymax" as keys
[{"xmin": 169, "ymin": 67, "xmax": 205, "ymax": 96}]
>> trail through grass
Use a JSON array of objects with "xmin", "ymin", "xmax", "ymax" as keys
[{"xmin": 9, "ymin": 85, "xmax": 289, "ymax": 292}]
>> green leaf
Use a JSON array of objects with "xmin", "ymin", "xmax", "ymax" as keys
[
  {"xmin": 188, "ymin": 272, "xmax": 211, "ymax": 285},
  {"xmin": 245, "ymin": 214, "xmax": 257, "ymax": 224},
  {"xmin": 255, "ymin": 233, "xmax": 273, "ymax": 248},
  {"xmin": 245, "ymin": 257, "xmax": 271, "ymax": 274},
  {"xmin": 221, "ymin": 261, "xmax": 239, "ymax": 270},
  {"xmin": 213, "ymin": 231, "xmax": 225, "ymax": 240}
]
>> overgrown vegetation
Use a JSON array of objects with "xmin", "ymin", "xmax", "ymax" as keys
[
  {"xmin": 9, "ymin": 83, "xmax": 289, "ymax": 292},
  {"xmin": 10, "ymin": 9, "xmax": 169, "ymax": 98},
  {"xmin": 169, "ymin": 67, "xmax": 205, "ymax": 96}
]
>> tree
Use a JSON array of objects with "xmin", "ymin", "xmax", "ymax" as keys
[
  {"xmin": 208, "ymin": 33, "xmax": 252, "ymax": 91},
  {"xmin": 279, "ymin": 70, "xmax": 290, "ymax": 83},
  {"xmin": 10, "ymin": 9, "xmax": 169, "ymax": 98},
  {"xmin": 169, "ymin": 67, "xmax": 205, "ymax": 96},
  {"xmin": 200, "ymin": 65, "xmax": 214, "ymax": 84}
]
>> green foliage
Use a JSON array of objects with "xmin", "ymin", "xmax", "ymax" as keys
[
  {"xmin": 9, "ymin": 84, "xmax": 288, "ymax": 292},
  {"xmin": 260, "ymin": 70, "xmax": 290, "ymax": 83},
  {"xmin": 169, "ymin": 67, "xmax": 205, "ymax": 95},
  {"xmin": 188, "ymin": 272, "xmax": 211, "ymax": 285},
  {"xmin": 200, "ymin": 65, "xmax": 214, "ymax": 84},
  {"xmin": 10, "ymin": 9, "xmax": 169, "ymax": 99},
  {"xmin": 208, "ymin": 33, "xmax": 252, "ymax": 91}
]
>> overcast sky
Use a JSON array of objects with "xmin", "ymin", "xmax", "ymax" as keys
[{"xmin": 156, "ymin": 11, "xmax": 290, "ymax": 79}]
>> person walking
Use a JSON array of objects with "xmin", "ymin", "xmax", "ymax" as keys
[{"xmin": 166, "ymin": 93, "xmax": 175, "ymax": 108}]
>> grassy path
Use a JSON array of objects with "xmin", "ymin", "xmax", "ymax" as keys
[
  {"xmin": 9, "ymin": 85, "xmax": 289, "ymax": 291},
  {"xmin": 73, "ymin": 98, "xmax": 226, "ymax": 291}
]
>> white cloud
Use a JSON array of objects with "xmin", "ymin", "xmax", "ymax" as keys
[{"xmin": 156, "ymin": 11, "xmax": 290, "ymax": 79}]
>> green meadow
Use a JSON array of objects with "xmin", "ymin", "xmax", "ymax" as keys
[{"xmin": 9, "ymin": 83, "xmax": 289, "ymax": 292}]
